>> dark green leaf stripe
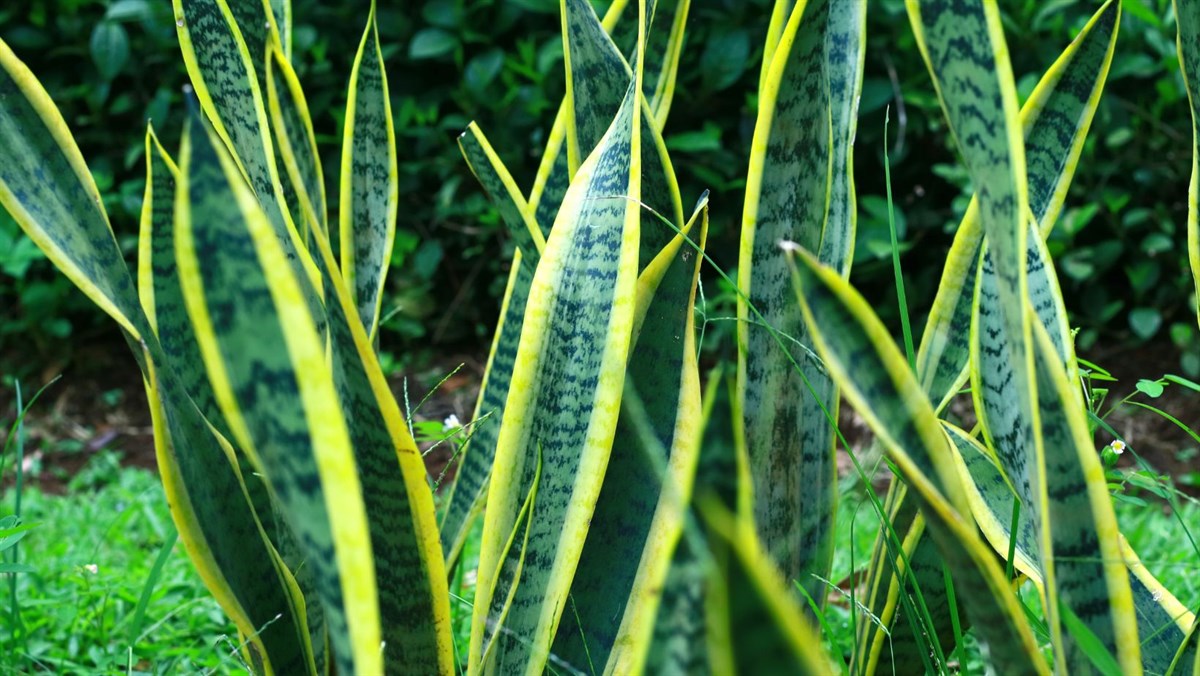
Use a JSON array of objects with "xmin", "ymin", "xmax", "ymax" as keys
[
  {"xmin": 1178, "ymin": 0, "xmax": 1200, "ymax": 331},
  {"xmin": 641, "ymin": 528, "xmax": 711, "ymax": 675},
  {"xmin": 815, "ymin": 0, "xmax": 866, "ymax": 276},
  {"xmin": 222, "ymin": 0, "xmax": 274, "ymax": 95},
  {"xmin": 339, "ymin": 3, "xmax": 397, "ymax": 340},
  {"xmin": 311, "ymin": 217, "xmax": 454, "ymax": 674},
  {"xmin": 136, "ymin": 127, "xmax": 315, "ymax": 676},
  {"xmin": 1127, "ymin": 542, "xmax": 1196, "ymax": 674},
  {"xmin": 269, "ymin": 0, "xmax": 290, "ymax": 58},
  {"xmin": 737, "ymin": 0, "xmax": 853, "ymax": 598},
  {"xmin": 458, "ymin": 123, "xmax": 545, "ymax": 263},
  {"xmin": 439, "ymin": 256, "xmax": 535, "ymax": 567},
  {"xmin": 442, "ymin": 120, "xmax": 545, "ymax": 565},
  {"xmin": 915, "ymin": 0, "xmax": 1119, "ymax": 413},
  {"xmin": 561, "ymin": 0, "xmax": 684, "ymax": 269},
  {"xmin": 139, "ymin": 129, "xmax": 232, "ymax": 441},
  {"xmin": 173, "ymin": 0, "xmax": 298, "ymax": 244},
  {"xmin": 143, "ymin": 128, "xmax": 331, "ymax": 674},
  {"xmin": 145, "ymin": 363, "xmax": 315, "ymax": 676},
  {"xmin": 469, "ymin": 83, "xmax": 643, "ymax": 675},
  {"xmin": 945, "ymin": 422, "xmax": 1040, "ymax": 576},
  {"xmin": 0, "ymin": 39, "xmax": 149, "ymax": 341},
  {"xmin": 788, "ymin": 248, "xmax": 1047, "ymax": 674},
  {"xmin": 527, "ymin": 0, "xmax": 680, "ymax": 233},
  {"xmin": 266, "ymin": 42, "xmax": 328, "ymax": 244},
  {"xmin": 563, "ymin": 0, "xmax": 632, "ymax": 175},
  {"xmin": 1028, "ymin": 318, "xmax": 1139, "ymax": 671},
  {"xmin": 951, "ymin": 417, "xmax": 1194, "ymax": 674},
  {"xmin": 702, "ymin": 506, "xmax": 831, "ymax": 675},
  {"xmin": 551, "ymin": 200, "xmax": 707, "ymax": 673},
  {"xmin": 174, "ymin": 116, "xmax": 381, "ymax": 675}
]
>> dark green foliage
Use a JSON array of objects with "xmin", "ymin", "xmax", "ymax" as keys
[{"xmin": 1, "ymin": 0, "xmax": 1197, "ymax": 374}]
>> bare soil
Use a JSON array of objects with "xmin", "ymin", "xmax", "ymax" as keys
[{"xmin": 1, "ymin": 337, "xmax": 1196, "ymax": 496}]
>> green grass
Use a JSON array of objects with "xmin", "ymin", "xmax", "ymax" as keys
[{"xmin": 2, "ymin": 452, "xmax": 243, "ymax": 675}]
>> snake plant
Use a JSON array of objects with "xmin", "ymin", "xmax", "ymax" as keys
[{"xmin": 2, "ymin": 0, "xmax": 1198, "ymax": 674}]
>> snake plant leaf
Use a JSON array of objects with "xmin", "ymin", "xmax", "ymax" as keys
[
  {"xmin": 0, "ymin": 38, "xmax": 149, "ymax": 341},
  {"xmin": 915, "ymin": 0, "xmax": 1119, "ymax": 413},
  {"xmin": 949, "ymin": 419, "xmax": 1195, "ymax": 673},
  {"xmin": 339, "ymin": 1, "xmax": 398, "ymax": 341},
  {"xmin": 173, "ymin": 0, "xmax": 292, "ymax": 233},
  {"xmin": 562, "ymin": 0, "xmax": 631, "ymax": 176},
  {"xmin": 172, "ymin": 0, "xmax": 322, "ymax": 337},
  {"xmin": 139, "ymin": 128, "xmax": 231, "ymax": 441},
  {"xmin": 551, "ymin": 198, "xmax": 707, "ymax": 673},
  {"xmin": 139, "ymin": 129, "xmax": 331, "ymax": 675},
  {"xmin": 140, "ymin": 124, "xmax": 320, "ymax": 676},
  {"xmin": 309, "ymin": 207, "xmax": 455, "ymax": 674},
  {"xmin": 640, "ymin": 0, "xmax": 689, "ymax": 126},
  {"xmin": 1028, "ymin": 317, "xmax": 1140, "ymax": 672},
  {"xmin": 702, "ymin": 505, "xmax": 832, "ymax": 675},
  {"xmin": 788, "ymin": 246, "xmax": 1048, "ymax": 674},
  {"xmin": 458, "ymin": 123, "xmax": 545, "ymax": 263},
  {"xmin": 174, "ymin": 113, "xmax": 381, "ymax": 675},
  {"xmin": 1168, "ymin": 615, "xmax": 1200, "ymax": 676},
  {"xmin": 439, "ymin": 123, "xmax": 544, "ymax": 567},
  {"xmin": 1178, "ymin": 0, "xmax": 1200, "ymax": 332},
  {"xmin": 266, "ymin": 41, "xmax": 328, "ymax": 244},
  {"xmin": 143, "ymin": 359, "xmax": 317, "ymax": 676},
  {"xmin": 270, "ymin": 0, "xmax": 290, "ymax": 57},
  {"xmin": 439, "ymin": 257, "xmax": 535, "ymax": 568},
  {"xmin": 817, "ymin": 0, "xmax": 866, "ymax": 276},
  {"xmin": 737, "ymin": 0, "xmax": 864, "ymax": 601},
  {"xmin": 528, "ymin": 0, "xmax": 685, "ymax": 231},
  {"xmin": 560, "ymin": 0, "xmax": 684, "ymax": 267},
  {"xmin": 758, "ymin": 0, "xmax": 796, "ymax": 95},
  {"xmin": 468, "ymin": 75, "xmax": 644, "ymax": 674}
]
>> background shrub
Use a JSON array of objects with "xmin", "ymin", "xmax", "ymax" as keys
[{"xmin": 1, "ymin": 0, "xmax": 1196, "ymax": 376}]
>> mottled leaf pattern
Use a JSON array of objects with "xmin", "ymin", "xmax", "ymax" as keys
[
  {"xmin": 703, "ymin": 507, "xmax": 831, "ymax": 675},
  {"xmin": 788, "ymin": 247, "xmax": 1047, "ymax": 674},
  {"xmin": 737, "ymin": 0, "xmax": 864, "ymax": 601},
  {"xmin": 174, "ymin": 115, "xmax": 380, "ymax": 675},
  {"xmin": 551, "ymin": 200, "xmax": 706, "ymax": 673},
  {"xmin": 468, "ymin": 82, "xmax": 642, "ymax": 675},
  {"xmin": 266, "ymin": 43, "xmax": 327, "ymax": 242},
  {"xmin": 0, "ymin": 39, "xmax": 148, "ymax": 340},
  {"xmin": 340, "ymin": 4, "xmax": 397, "ymax": 340}
]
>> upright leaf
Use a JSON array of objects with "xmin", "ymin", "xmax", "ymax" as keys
[
  {"xmin": 266, "ymin": 41, "xmax": 328, "ymax": 243},
  {"xmin": 552, "ymin": 198, "xmax": 707, "ymax": 673},
  {"xmin": 788, "ymin": 247, "xmax": 1048, "ymax": 675},
  {"xmin": 174, "ymin": 114, "xmax": 380, "ymax": 675},
  {"xmin": 915, "ymin": 0, "xmax": 1119, "ymax": 413},
  {"xmin": 339, "ymin": 2, "xmax": 398, "ymax": 340},
  {"xmin": 468, "ymin": 81, "xmax": 643, "ymax": 674},
  {"xmin": 737, "ymin": 0, "xmax": 865, "ymax": 601},
  {"xmin": 0, "ymin": 39, "xmax": 148, "ymax": 341},
  {"xmin": 1178, "ymin": 0, "xmax": 1200, "ymax": 331}
]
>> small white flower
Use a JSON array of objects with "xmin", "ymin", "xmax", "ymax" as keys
[
  {"xmin": 442, "ymin": 414, "xmax": 461, "ymax": 431},
  {"xmin": 1110, "ymin": 440, "xmax": 1126, "ymax": 455},
  {"xmin": 84, "ymin": 564, "xmax": 98, "ymax": 575}
]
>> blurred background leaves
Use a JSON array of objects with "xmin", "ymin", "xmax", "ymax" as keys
[{"xmin": 1, "ymin": 0, "xmax": 1196, "ymax": 378}]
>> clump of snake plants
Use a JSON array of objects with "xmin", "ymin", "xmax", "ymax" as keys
[{"xmin": 1, "ymin": 0, "xmax": 1198, "ymax": 674}]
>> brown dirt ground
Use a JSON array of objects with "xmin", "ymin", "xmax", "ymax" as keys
[{"xmin": 0, "ymin": 337, "xmax": 1196, "ymax": 497}]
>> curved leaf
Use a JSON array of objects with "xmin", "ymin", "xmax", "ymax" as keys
[
  {"xmin": 266, "ymin": 41, "xmax": 327, "ymax": 244},
  {"xmin": 468, "ymin": 79, "xmax": 643, "ymax": 674},
  {"xmin": 788, "ymin": 246, "xmax": 1047, "ymax": 675},
  {"xmin": 174, "ymin": 114, "xmax": 380, "ymax": 675}
]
